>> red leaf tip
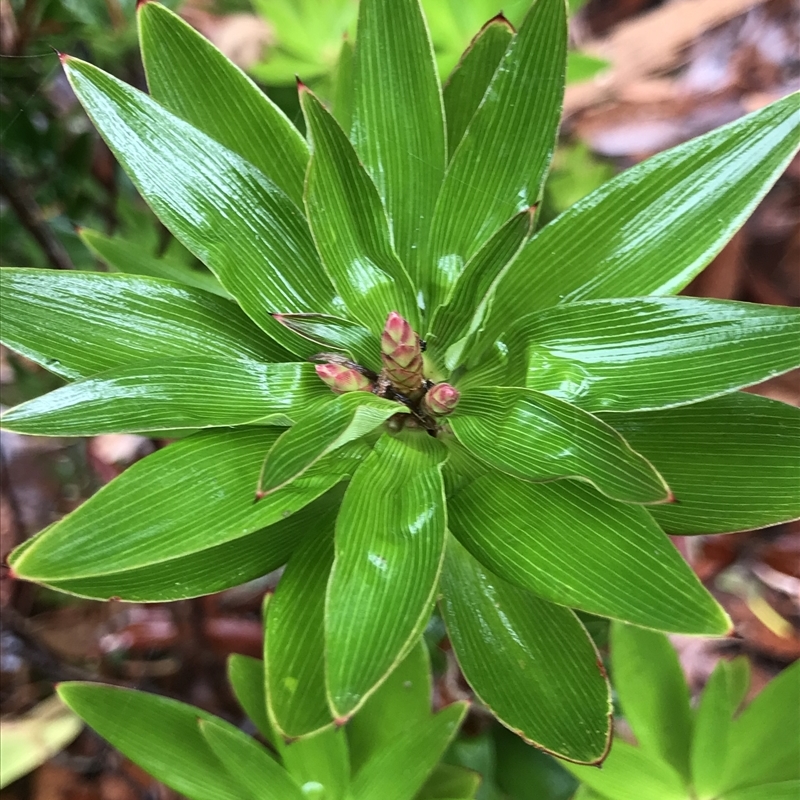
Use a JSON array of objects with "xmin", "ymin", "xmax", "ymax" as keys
[
  {"xmin": 296, "ymin": 75, "xmax": 309, "ymax": 92},
  {"xmin": 334, "ymin": 715, "xmax": 350, "ymax": 728},
  {"xmin": 136, "ymin": 0, "xmax": 153, "ymax": 10},
  {"xmin": 484, "ymin": 12, "xmax": 514, "ymax": 32}
]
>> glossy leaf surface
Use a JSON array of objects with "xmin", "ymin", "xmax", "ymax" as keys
[
  {"xmin": 424, "ymin": 0, "xmax": 566, "ymax": 312},
  {"xmin": 350, "ymin": 0, "xmax": 445, "ymax": 282},
  {"xmin": 326, "ymin": 432, "xmax": 447, "ymax": 718},
  {"xmin": 0, "ymin": 270, "xmax": 285, "ymax": 381},
  {"xmin": 440, "ymin": 537, "xmax": 611, "ymax": 764},
  {"xmin": 10, "ymin": 430, "xmax": 362, "ymax": 582},
  {"xmin": 277, "ymin": 729, "xmax": 350, "ymax": 800},
  {"xmin": 450, "ymin": 387, "xmax": 670, "ymax": 504},
  {"xmin": 57, "ymin": 684, "xmax": 240, "ymax": 800},
  {"xmin": 448, "ymin": 473, "xmax": 729, "ymax": 634},
  {"xmin": 227, "ymin": 655, "xmax": 274, "ymax": 744},
  {"xmin": 611, "ymin": 623, "xmax": 692, "ymax": 781},
  {"xmin": 139, "ymin": 1, "xmax": 308, "ymax": 205},
  {"xmin": 442, "ymin": 16, "xmax": 514, "ymax": 158},
  {"xmin": 266, "ymin": 524, "xmax": 335, "ymax": 737},
  {"xmin": 62, "ymin": 57, "xmax": 337, "ymax": 355},
  {"xmin": 481, "ymin": 92, "xmax": 800, "ymax": 345},
  {"xmin": 606, "ymin": 393, "xmax": 800, "ymax": 534},
  {"xmin": 510, "ymin": 298, "xmax": 800, "ymax": 412},
  {"xmin": 301, "ymin": 88, "xmax": 418, "ymax": 334},
  {"xmin": 1, "ymin": 359, "xmax": 330, "ymax": 436}
]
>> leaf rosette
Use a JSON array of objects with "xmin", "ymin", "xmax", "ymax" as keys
[{"xmin": 3, "ymin": 0, "xmax": 800, "ymax": 766}]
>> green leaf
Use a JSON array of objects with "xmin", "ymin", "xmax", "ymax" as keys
[
  {"xmin": 300, "ymin": 86, "xmax": 419, "ymax": 334},
  {"xmin": 227, "ymin": 655, "xmax": 275, "ymax": 745},
  {"xmin": 0, "ymin": 269, "xmax": 286, "ymax": 381},
  {"xmin": 56, "ymin": 683, "xmax": 239, "ymax": 800},
  {"xmin": 424, "ymin": 0, "xmax": 566, "ymax": 313},
  {"xmin": 564, "ymin": 740, "xmax": 688, "ymax": 800},
  {"xmin": 138, "ymin": 1, "xmax": 308, "ymax": 206},
  {"xmin": 428, "ymin": 208, "xmax": 533, "ymax": 365},
  {"xmin": 80, "ymin": 228, "xmax": 229, "ymax": 298},
  {"xmin": 277, "ymin": 728, "xmax": 350, "ymax": 800},
  {"xmin": 326, "ymin": 432, "xmax": 447, "ymax": 718},
  {"xmin": 605, "ymin": 393, "xmax": 800, "ymax": 534},
  {"xmin": 350, "ymin": 702, "xmax": 468, "ymax": 800},
  {"xmin": 62, "ymin": 56, "xmax": 337, "ymax": 356},
  {"xmin": 10, "ymin": 429, "xmax": 361, "ymax": 583},
  {"xmin": 332, "ymin": 38, "xmax": 355, "ymax": 131},
  {"xmin": 266, "ymin": 522, "xmax": 336, "ymax": 738},
  {"xmin": 259, "ymin": 393, "xmax": 407, "ymax": 496},
  {"xmin": 448, "ymin": 472, "xmax": 729, "ymax": 634},
  {"xmin": 442, "ymin": 15, "xmax": 514, "ymax": 159},
  {"xmin": 440, "ymin": 537, "xmax": 611, "ymax": 764},
  {"xmin": 482, "ymin": 92, "xmax": 800, "ymax": 343},
  {"xmin": 722, "ymin": 782, "xmax": 800, "ymax": 800},
  {"xmin": 347, "ymin": 639, "xmax": 432, "ymax": 774},
  {"xmin": 507, "ymin": 298, "xmax": 800, "ymax": 412},
  {"xmin": 0, "ymin": 359, "xmax": 329, "ymax": 436},
  {"xmin": 449, "ymin": 387, "xmax": 671, "ymax": 504},
  {"xmin": 610, "ymin": 622, "xmax": 692, "ymax": 781},
  {"xmin": 726, "ymin": 660, "xmax": 800, "ymax": 790},
  {"xmin": 351, "ymin": 0, "xmax": 446, "ymax": 284},
  {"xmin": 566, "ymin": 51, "xmax": 609, "ymax": 84},
  {"xmin": 198, "ymin": 719, "xmax": 304, "ymax": 800},
  {"xmin": 416, "ymin": 763, "xmax": 481, "ymax": 800}
]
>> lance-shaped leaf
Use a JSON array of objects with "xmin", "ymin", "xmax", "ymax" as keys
[
  {"xmin": 351, "ymin": 0, "xmax": 446, "ymax": 282},
  {"xmin": 266, "ymin": 523, "xmax": 336, "ymax": 738},
  {"xmin": 0, "ymin": 270, "xmax": 286, "ymax": 381},
  {"xmin": 276, "ymin": 729, "xmax": 350, "ymax": 800},
  {"xmin": 605, "ymin": 393, "xmax": 800, "ymax": 534},
  {"xmin": 481, "ymin": 92, "xmax": 800, "ymax": 345},
  {"xmin": 428, "ymin": 208, "xmax": 533, "ymax": 365},
  {"xmin": 440, "ymin": 537, "xmax": 611, "ymax": 764},
  {"xmin": 505, "ymin": 298, "xmax": 800, "ymax": 412},
  {"xmin": 301, "ymin": 87, "xmax": 418, "ymax": 334},
  {"xmin": 198, "ymin": 720, "xmax": 304, "ymax": 800},
  {"xmin": 442, "ymin": 15, "xmax": 514, "ymax": 159},
  {"xmin": 57, "ymin": 683, "xmax": 242, "ymax": 800},
  {"xmin": 9, "ymin": 429, "xmax": 363, "ymax": 584},
  {"xmin": 449, "ymin": 387, "xmax": 670, "ymax": 504},
  {"xmin": 0, "ymin": 359, "xmax": 329, "ymax": 436},
  {"xmin": 274, "ymin": 313, "xmax": 381, "ymax": 372},
  {"xmin": 138, "ymin": 1, "xmax": 308, "ymax": 206},
  {"xmin": 349, "ymin": 702, "xmax": 468, "ymax": 800},
  {"xmin": 81, "ymin": 228, "xmax": 229, "ymax": 298},
  {"xmin": 448, "ymin": 473, "xmax": 730, "ymax": 634},
  {"xmin": 416, "ymin": 763, "xmax": 481, "ymax": 800},
  {"xmin": 333, "ymin": 38, "xmax": 355, "ymax": 131},
  {"xmin": 227, "ymin": 655, "xmax": 275, "ymax": 745},
  {"xmin": 27, "ymin": 491, "xmax": 342, "ymax": 603},
  {"xmin": 326, "ymin": 432, "xmax": 447, "ymax": 719},
  {"xmin": 61, "ymin": 56, "xmax": 338, "ymax": 356},
  {"xmin": 259, "ymin": 393, "xmax": 407, "ymax": 495},
  {"xmin": 424, "ymin": 0, "xmax": 566, "ymax": 312}
]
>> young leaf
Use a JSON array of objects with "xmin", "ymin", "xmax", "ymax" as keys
[
  {"xmin": 0, "ymin": 270, "xmax": 286, "ymax": 381},
  {"xmin": 606, "ymin": 393, "xmax": 800, "ymax": 534},
  {"xmin": 440, "ymin": 537, "xmax": 611, "ymax": 765},
  {"xmin": 424, "ymin": 0, "xmax": 566, "ymax": 312},
  {"xmin": 442, "ymin": 15, "xmax": 514, "ymax": 158},
  {"xmin": 61, "ymin": 56, "xmax": 338, "ymax": 356},
  {"xmin": 198, "ymin": 719, "xmax": 304, "ymax": 800},
  {"xmin": 449, "ymin": 387, "xmax": 670, "ymax": 504},
  {"xmin": 326, "ymin": 432, "xmax": 447, "ymax": 719},
  {"xmin": 138, "ymin": 1, "xmax": 308, "ymax": 206},
  {"xmin": 610, "ymin": 622, "xmax": 692, "ymax": 781},
  {"xmin": 351, "ymin": 0, "xmax": 446, "ymax": 284},
  {"xmin": 448, "ymin": 473, "xmax": 730, "ymax": 635},
  {"xmin": 9, "ymin": 429, "xmax": 362, "ymax": 584},
  {"xmin": 0, "ymin": 359, "xmax": 330, "ymax": 436},
  {"xmin": 57, "ymin": 683, "xmax": 240, "ymax": 800},
  {"xmin": 300, "ymin": 87, "xmax": 419, "ymax": 334},
  {"xmin": 227, "ymin": 655, "xmax": 275, "ymax": 745},
  {"xmin": 266, "ymin": 522, "xmax": 335, "ymax": 738},
  {"xmin": 349, "ymin": 702, "xmax": 468, "ymax": 800},
  {"xmin": 481, "ymin": 92, "xmax": 800, "ymax": 344},
  {"xmin": 507, "ymin": 298, "xmax": 800, "ymax": 412}
]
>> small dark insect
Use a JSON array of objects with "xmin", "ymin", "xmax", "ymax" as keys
[{"xmin": 419, "ymin": 338, "xmax": 427, "ymax": 352}]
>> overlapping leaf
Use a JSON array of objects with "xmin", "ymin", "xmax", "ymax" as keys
[
  {"xmin": 449, "ymin": 387, "xmax": 670, "ymax": 504},
  {"xmin": 448, "ymin": 472, "xmax": 730, "ymax": 635},
  {"xmin": 227, "ymin": 655, "xmax": 274, "ymax": 744},
  {"xmin": 440, "ymin": 537, "xmax": 611, "ymax": 764},
  {"xmin": 326, "ymin": 432, "xmax": 447, "ymax": 718}
]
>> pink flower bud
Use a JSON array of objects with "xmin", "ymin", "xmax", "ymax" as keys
[
  {"xmin": 423, "ymin": 383, "xmax": 460, "ymax": 415},
  {"xmin": 381, "ymin": 311, "xmax": 424, "ymax": 395},
  {"xmin": 315, "ymin": 363, "xmax": 373, "ymax": 393}
]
